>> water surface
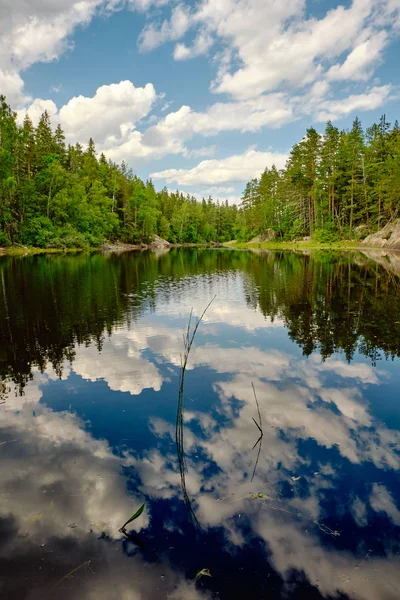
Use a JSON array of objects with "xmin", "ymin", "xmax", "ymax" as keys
[{"xmin": 1, "ymin": 248, "xmax": 400, "ymax": 599}]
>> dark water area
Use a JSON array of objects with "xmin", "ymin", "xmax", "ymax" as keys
[{"xmin": 1, "ymin": 248, "xmax": 400, "ymax": 600}]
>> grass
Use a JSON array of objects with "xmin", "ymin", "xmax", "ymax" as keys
[
  {"xmin": 176, "ymin": 296, "xmax": 215, "ymax": 529},
  {"xmin": 2, "ymin": 246, "xmax": 87, "ymax": 256},
  {"xmin": 225, "ymin": 240, "xmax": 360, "ymax": 251},
  {"xmin": 0, "ymin": 241, "xmax": 220, "ymax": 256},
  {"xmin": 251, "ymin": 382, "xmax": 263, "ymax": 483}
]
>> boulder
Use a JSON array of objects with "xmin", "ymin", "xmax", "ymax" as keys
[
  {"xmin": 248, "ymin": 229, "xmax": 277, "ymax": 244},
  {"xmin": 360, "ymin": 219, "xmax": 400, "ymax": 250},
  {"xmin": 151, "ymin": 235, "xmax": 171, "ymax": 249}
]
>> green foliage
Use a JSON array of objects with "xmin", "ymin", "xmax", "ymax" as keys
[
  {"xmin": 20, "ymin": 216, "xmax": 55, "ymax": 247},
  {"xmin": 0, "ymin": 230, "xmax": 10, "ymax": 247},
  {"xmin": 119, "ymin": 502, "xmax": 146, "ymax": 532},
  {"xmin": 195, "ymin": 569, "xmax": 212, "ymax": 583},
  {"xmin": 0, "ymin": 96, "xmax": 237, "ymax": 248},
  {"xmin": 2, "ymin": 92, "xmax": 398, "ymax": 248},
  {"xmin": 312, "ymin": 223, "xmax": 340, "ymax": 244},
  {"xmin": 239, "ymin": 114, "xmax": 400, "ymax": 241}
]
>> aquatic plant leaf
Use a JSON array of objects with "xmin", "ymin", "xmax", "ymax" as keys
[
  {"xmin": 195, "ymin": 568, "xmax": 212, "ymax": 582},
  {"xmin": 120, "ymin": 502, "xmax": 146, "ymax": 531}
]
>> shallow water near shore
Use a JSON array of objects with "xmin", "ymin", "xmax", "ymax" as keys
[{"xmin": 1, "ymin": 248, "xmax": 400, "ymax": 600}]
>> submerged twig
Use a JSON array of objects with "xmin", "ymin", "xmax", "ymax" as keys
[
  {"xmin": 176, "ymin": 296, "xmax": 216, "ymax": 528},
  {"xmin": 46, "ymin": 560, "xmax": 92, "ymax": 596},
  {"xmin": 252, "ymin": 382, "xmax": 263, "ymax": 433},
  {"xmin": 250, "ymin": 382, "xmax": 264, "ymax": 482}
]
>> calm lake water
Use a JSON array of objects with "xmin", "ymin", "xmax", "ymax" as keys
[{"xmin": 1, "ymin": 248, "xmax": 400, "ymax": 600}]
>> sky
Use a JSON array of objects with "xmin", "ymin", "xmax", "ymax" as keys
[{"xmin": 1, "ymin": 0, "xmax": 399, "ymax": 204}]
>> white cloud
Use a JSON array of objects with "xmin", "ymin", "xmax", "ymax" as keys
[
  {"xmin": 138, "ymin": 3, "xmax": 191, "ymax": 52},
  {"xmin": 182, "ymin": 190, "xmax": 242, "ymax": 205},
  {"xmin": 192, "ymin": 94, "xmax": 296, "ymax": 133},
  {"xmin": 151, "ymin": 148, "xmax": 288, "ymax": 186},
  {"xmin": 58, "ymin": 80, "xmax": 157, "ymax": 142},
  {"xmin": 186, "ymin": 145, "xmax": 218, "ymax": 158},
  {"xmin": 0, "ymin": 0, "xmax": 114, "ymax": 106},
  {"xmin": 198, "ymin": 0, "xmax": 396, "ymax": 100},
  {"xmin": 174, "ymin": 184, "xmax": 240, "ymax": 203},
  {"xmin": 127, "ymin": 0, "xmax": 171, "ymax": 10},
  {"xmin": 314, "ymin": 84, "xmax": 393, "ymax": 122},
  {"xmin": 0, "ymin": 69, "xmax": 28, "ymax": 107},
  {"xmin": 98, "ymin": 92, "xmax": 293, "ymax": 164},
  {"xmin": 135, "ymin": 0, "xmax": 398, "ymax": 128},
  {"xmin": 327, "ymin": 31, "xmax": 389, "ymax": 82},
  {"xmin": 17, "ymin": 98, "xmax": 58, "ymax": 126},
  {"xmin": 174, "ymin": 30, "xmax": 213, "ymax": 60},
  {"xmin": 3, "ymin": 0, "xmax": 397, "ymax": 173}
]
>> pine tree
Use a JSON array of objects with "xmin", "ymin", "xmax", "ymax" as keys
[{"xmin": 34, "ymin": 111, "xmax": 55, "ymax": 171}]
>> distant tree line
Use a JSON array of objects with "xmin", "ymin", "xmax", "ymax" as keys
[
  {"xmin": 237, "ymin": 115, "xmax": 400, "ymax": 242},
  {"xmin": 0, "ymin": 95, "xmax": 238, "ymax": 248},
  {"xmin": 1, "ymin": 93, "xmax": 399, "ymax": 248}
]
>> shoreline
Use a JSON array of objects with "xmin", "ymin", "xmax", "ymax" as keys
[
  {"xmin": 223, "ymin": 240, "xmax": 393, "ymax": 252},
  {"xmin": 2, "ymin": 240, "xmax": 400, "ymax": 256},
  {"xmin": 0, "ymin": 241, "xmax": 221, "ymax": 257}
]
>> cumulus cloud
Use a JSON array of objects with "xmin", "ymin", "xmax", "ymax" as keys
[
  {"xmin": 18, "ymin": 84, "xmax": 292, "ymax": 170},
  {"xmin": 146, "ymin": 0, "xmax": 399, "ymax": 102},
  {"xmin": 150, "ymin": 148, "xmax": 288, "ymax": 186},
  {"xmin": 127, "ymin": 0, "xmax": 171, "ymax": 10},
  {"xmin": 3, "ymin": 0, "xmax": 398, "ymax": 179},
  {"xmin": 58, "ymin": 80, "xmax": 157, "ymax": 142},
  {"xmin": 135, "ymin": 0, "xmax": 398, "ymax": 129},
  {"xmin": 174, "ymin": 31, "xmax": 213, "ymax": 60},
  {"xmin": 138, "ymin": 3, "xmax": 191, "ymax": 52},
  {"xmin": 17, "ymin": 98, "xmax": 58, "ymax": 126},
  {"xmin": 142, "ymin": 93, "xmax": 295, "ymax": 146},
  {"xmin": 18, "ymin": 80, "xmax": 160, "ymax": 157},
  {"xmin": 313, "ymin": 84, "xmax": 393, "ymax": 122},
  {"xmin": 0, "ymin": 0, "xmax": 115, "ymax": 106},
  {"xmin": 0, "ymin": 69, "xmax": 28, "ymax": 107},
  {"xmin": 17, "ymin": 83, "xmax": 293, "ymax": 169},
  {"xmin": 327, "ymin": 31, "xmax": 389, "ymax": 82}
]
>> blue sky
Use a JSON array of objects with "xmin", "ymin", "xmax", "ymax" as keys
[{"xmin": 1, "ymin": 0, "xmax": 399, "ymax": 203}]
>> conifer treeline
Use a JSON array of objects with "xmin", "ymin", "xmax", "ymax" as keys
[
  {"xmin": 237, "ymin": 116, "xmax": 400, "ymax": 242},
  {"xmin": 1, "ymin": 93, "xmax": 399, "ymax": 248},
  {"xmin": 0, "ymin": 95, "xmax": 237, "ymax": 247}
]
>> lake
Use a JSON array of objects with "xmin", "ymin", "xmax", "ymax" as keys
[{"xmin": 1, "ymin": 248, "xmax": 400, "ymax": 600}]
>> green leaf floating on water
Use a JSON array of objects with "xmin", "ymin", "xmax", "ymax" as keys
[
  {"xmin": 120, "ymin": 502, "xmax": 146, "ymax": 532},
  {"xmin": 195, "ymin": 568, "xmax": 212, "ymax": 583}
]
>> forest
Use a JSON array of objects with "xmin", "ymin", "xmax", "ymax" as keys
[
  {"xmin": 0, "ymin": 95, "xmax": 238, "ymax": 248},
  {"xmin": 0, "ymin": 93, "xmax": 399, "ymax": 248},
  {"xmin": 238, "ymin": 115, "xmax": 400, "ymax": 242}
]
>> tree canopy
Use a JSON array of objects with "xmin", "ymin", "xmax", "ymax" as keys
[
  {"xmin": 1, "ymin": 94, "xmax": 399, "ymax": 248},
  {"xmin": 236, "ymin": 116, "xmax": 400, "ymax": 242},
  {"xmin": 0, "ymin": 95, "xmax": 237, "ymax": 248}
]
